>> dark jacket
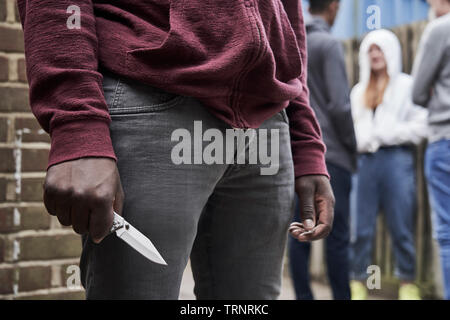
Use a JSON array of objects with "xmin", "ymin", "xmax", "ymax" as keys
[{"xmin": 305, "ymin": 16, "xmax": 357, "ymax": 172}]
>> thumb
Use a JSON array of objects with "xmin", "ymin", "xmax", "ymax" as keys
[{"xmin": 298, "ymin": 182, "xmax": 316, "ymax": 231}]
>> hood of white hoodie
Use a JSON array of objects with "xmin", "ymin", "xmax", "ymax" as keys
[{"xmin": 358, "ymin": 29, "xmax": 402, "ymax": 87}]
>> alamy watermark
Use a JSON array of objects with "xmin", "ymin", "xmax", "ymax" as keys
[
  {"xmin": 367, "ymin": 265, "xmax": 381, "ymax": 290},
  {"xmin": 170, "ymin": 121, "xmax": 280, "ymax": 176},
  {"xmin": 66, "ymin": 5, "xmax": 81, "ymax": 29},
  {"xmin": 366, "ymin": 5, "xmax": 381, "ymax": 30},
  {"xmin": 66, "ymin": 265, "xmax": 81, "ymax": 289}
]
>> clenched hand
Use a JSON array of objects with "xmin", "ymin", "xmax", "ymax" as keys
[{"xmin": 43, "ymin": 158, "xmax": 125, "ymax": 243}]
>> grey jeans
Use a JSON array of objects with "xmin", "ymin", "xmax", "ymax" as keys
[{"xmin": 80, "ymin": 70, "xmax": 296, "ymax": 299}]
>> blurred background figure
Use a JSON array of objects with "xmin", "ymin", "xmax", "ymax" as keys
[
  {"xmin": 288, "ymin": 0, "xmax": 357, "ymax": 300},
  {"xmin": 349, "ymin": 29, "xmax": 428, "ymax": 300},
  {"xmin": 412, "ymin": 0, "xmax": 450, "ymax": 300}
]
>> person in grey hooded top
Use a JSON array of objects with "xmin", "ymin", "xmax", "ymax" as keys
[
  {"xmin": 303, "ymin": 8, "xmax": 357, "ymax": 172},
  {"xmin": 412, "ymin": 0, "xmax": 450, "ymax": 300},
  {"xmin": 288, "ymin": 0, "xmax": 356, "ymax": 301}
]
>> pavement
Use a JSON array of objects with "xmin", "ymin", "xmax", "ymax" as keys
[
  {"xmin": 179, "ymin": 260, "xmax": 333, "ymax": 300},
  {"xmin": 179, "ymin": 260, "xmax": 390, "ymax": 300}
]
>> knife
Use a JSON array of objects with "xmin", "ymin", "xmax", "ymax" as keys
[{"xmin": 110, "ymin": 211, "xmax": 167, "ymax": 265}]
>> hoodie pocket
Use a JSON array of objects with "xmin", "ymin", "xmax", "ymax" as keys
[{"xmin": 125, "ymin": 0, "xmax": 178, "ymax": 75}]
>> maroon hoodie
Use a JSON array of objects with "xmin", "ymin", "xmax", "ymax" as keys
[{"xmin": 17, "ymin": 0, "xmax": 328, "ymax": 178}]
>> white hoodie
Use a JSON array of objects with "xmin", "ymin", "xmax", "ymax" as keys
[{"xmin": 350, "ymin": 29, "xmax": 428, "ymax": 154}]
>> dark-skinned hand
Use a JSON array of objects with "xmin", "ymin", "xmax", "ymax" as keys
[
  {"xmin": 289, "ymin": 175, "xmax": 335, "ymax": 242},
  {"xmin": 43, "ymin": 157, "xmax": 124, "ymax": 243}
]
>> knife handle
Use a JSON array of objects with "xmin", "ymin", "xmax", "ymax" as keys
[{"xmin": 110, "ymin": 211, "xmax": 125, "ymax": 233}]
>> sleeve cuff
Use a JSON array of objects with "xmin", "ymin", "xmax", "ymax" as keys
[
  {"xmin": 47, "ymin": 119, "xmax": 117, "ymax": 170},
  {"xmin": 292, "ymin": 145, "xmax": 330, "ymax": 179}
]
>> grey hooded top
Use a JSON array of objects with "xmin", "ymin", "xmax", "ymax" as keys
[
  {"xmin": 412, "ymin": 12, "xmax": 450, "ymax": 143},
  {"xmin": 305, "ymin": 16, "xmax": 357, "ymax": 172}
]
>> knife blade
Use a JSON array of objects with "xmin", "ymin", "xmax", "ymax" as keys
[{"xmin": 110, "ymin": 211, "xmax": 167, "ymax": 265}]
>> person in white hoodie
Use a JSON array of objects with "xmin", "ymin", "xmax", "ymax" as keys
[{"xmin": 349, "ymin": 29, "xmax": 428, "ymax": 300}]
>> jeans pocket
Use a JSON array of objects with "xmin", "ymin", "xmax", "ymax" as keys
[{"xmin": 102, "ymin": 71, "xmax": 186, "ymax": 116}]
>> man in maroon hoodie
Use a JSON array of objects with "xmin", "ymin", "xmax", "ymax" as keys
[{"xmin": 17, "ymin": 0, "xmax": 334, "ymax": 299}]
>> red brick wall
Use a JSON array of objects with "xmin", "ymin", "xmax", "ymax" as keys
[{"xmin": 0, "ymin": 0, "xmax": 84, "ymax": 300}]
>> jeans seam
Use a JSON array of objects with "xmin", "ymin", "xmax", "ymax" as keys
[
  {"xmin": 108, "ymin": 95, "xmax": 187, "ymax": 115},
  {"xmin": 111, "ymin": 78, "xmax": 124, "ymax": 109},
  {"xmin": 280, "ymin": 108, "xmax": 289, "ymax": 124}
]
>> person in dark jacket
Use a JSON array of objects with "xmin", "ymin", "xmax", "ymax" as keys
[{"xmin": 288, "ymin": 0, "xmax": 357, "ymax": 300}]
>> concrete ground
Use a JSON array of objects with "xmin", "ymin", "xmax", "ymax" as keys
[
  {"xmin": 179, "ymin": 260, "xmax": 388, "ymax": 300},
  {"xmin": 179, "ymin": 260, "xmax": 333, "ymax": 300}
]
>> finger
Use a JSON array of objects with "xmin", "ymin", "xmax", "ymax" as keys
[
  {"xmin": 290, "ymin": 228, "xmax": 306, "ymax": 239},
  {"xmin": 288, "ymin": 225, "xmax": 302, "ymax": 234},
  {"xmin": 298, "ymin": 182, "xmax": 317, "ymax": 230},
  {"xmin": 71, "ymin": 199, "xmax": 89, "ymax": 235},
  {"xmin": 314, "ymin": 183, "xmax": 335, "ymax": 236},
  {"xmin": 297, "ymin": 193, "xmax": 334, "ymax": 242},
  {"xmin": 301, "ymin": 224, "xmax": 331, "ymax": 242},
  {"xmin": 289, "ymin": 222, "xmax": 304, "ymax": 229},
  {"xmin": 43, "ymin": 186, "xmax": 56, "ymax": 216},
  {"xmin": 54, "ymin": 195, "xmax": 72, "ymax": 226},
  {"xmin": 89, "ymin": 197, "xmax": 114, "ymax": 244}
]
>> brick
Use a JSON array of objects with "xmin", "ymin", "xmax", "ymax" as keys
[
  {"xmin": 0, "ymin": 177, "xmax": 6, "ymax": 202},
  {"xmin": 0, "ymin": 176, "xmax": 17, "ymax": 201},
  {"xmin": 0, "ymin": 206, "xmax": 51, "ymax": 233},
  {"xmin": 0, "ymin": 267, "xmax": 14, "ymax": 294},
  {"xmin": 15, "ymin": 117, "xmax": 50, "ymax": 143},
  {"xmin": 21, "ymin": 206, "xmax": 51, "ymax": 229},
  {"xmin": 22, "ymin": 148, "xmax": 49, "ymax": 172},
  {"xmin": 0, "ymin": 176, "xmax": 46, "ymax": 202},
  {"xmin": 0, "ymin": 207, "xmax": 16, "ymax": 232},
  {"xmin": 15, "ymin": 0, "xmax": 20, "ymax": 23},
  {"xmin": 20, "ymin": 176, "xmax": 45, "ymax": 202},
  {"xmin": 0, "ymin": 147, "xmax": 45, "ymax": 174},
  {"xmin": 18, "ymin": 266, "xmax": 52, "ymax": 292},
  {"xmin": 0, "ymin": 147, "xmax": 14, "ymax": 172},
  {"xmin": 0, "ymin": 237, "xmax": 4, "ymax": 263},
  {"xmin": 0, "ymin": 86, "xmax": 29, "ymax": 112},
  {"xmin": 19, "ymin": 234, "xmax": 82, "ymax": 261},
  {"xmin": 17, "ymin": 57, "xmax": 27, "ymax": 82},
  {"xmin": 15, "ymin": 289, "xmax": 85, "ymax": 300},
  {"xmin": 0, "ymin": 117, "xmax": 8, "ymax": 142},
  {"xmin": 0, "ymin": 25, "xmax": 24, "ymax": 52},
  {"xmin": 0, "ymin": 55, "xmax": 8, "ymax": 81},
  {"xmin": 0, "ymin": 0, "xmax": 6, "ymax": 22}
]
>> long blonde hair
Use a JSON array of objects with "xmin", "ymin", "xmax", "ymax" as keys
[{"xmin": 364, "ymin": 71, "xmax": 389, "ymax": 110}]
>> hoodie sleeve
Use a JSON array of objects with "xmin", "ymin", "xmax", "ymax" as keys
[
  {"xmin": 412, "ymin": 22, "xmax": 446, "ymax": 107},
  {"xmin": 323, "ymin": 40, "xmax": 357, "ymax": 155},
  {"xmin": 280, "ymin": 0, "xmax": 329, "ymax": 179},
  {"xmin": 374, "ymin": 104, "xmax": 428, "ymax": 146},
  {"xmin": 17, "ymin": 0, "xmax": 117, "ymax": 170},
  {"xmin": 374, "ymin": 83, "xmax": 428, "ymax": 146}
]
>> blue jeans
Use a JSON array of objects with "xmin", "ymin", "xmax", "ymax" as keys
[
  {"xmin": 425, "ymin": 139, "xmax": 450, "ymax": 300},
  {"xmin": 289, "ymin": 162, "xmax": 352, "ymax": 300},
  {"xmin": 350, "ymin": 146, "xmax": 417, "ymax": 281}
]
